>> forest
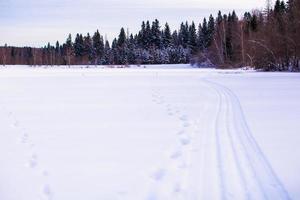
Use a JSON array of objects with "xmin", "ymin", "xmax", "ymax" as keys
[{"xmin": 0, "ymin": 0, "xmax": 299, "ymax": 71}]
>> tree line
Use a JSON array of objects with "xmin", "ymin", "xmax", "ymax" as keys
[{"xmin": 0, "ymin": 0, "xmax": 299, "ymax": 71}]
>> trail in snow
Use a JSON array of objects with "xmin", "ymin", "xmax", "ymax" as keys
[
  {"xmin": 144, "ymin": 72, "xmax": 290, "ymax": 200},
  {"xmin": 204, "ymin": 79, "xmax": 291, "ymax": 200},
  {"xmin": 0, "ymin": 68, "xmax": 295, "ymax": 200},
  {"xmin": 147, "ymin": 87, "xmax": 197, "ymax": 200},
  {"xmin": 1, "ymin": 106, "xmax": 54, "ymax": 200}
]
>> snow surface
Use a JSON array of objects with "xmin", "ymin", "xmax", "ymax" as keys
[{"xmin": 0, "ymin": 65, "xmax": 299, "ymax": 200}]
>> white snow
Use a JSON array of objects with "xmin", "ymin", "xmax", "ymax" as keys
[{"xmin": 0, "ymin": 65, "xmax": 299, "ymax": 200}]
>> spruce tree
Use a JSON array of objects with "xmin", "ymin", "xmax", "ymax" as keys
[
  {"xmin": 188, "ymin": 22, "xmax": 197, "ymax": 53},
  {"xmin": 250, "ymin": 14, "xmax": 258, "ymax": 31},
  {"xmin": 217, "ymin": 11, "xmax": 223, "ymax": 25},
  {"xmin": 201, "ymin": 18, "xmax": 209, "ymax": 48},
  {"xmin": 138, "ymin": 21, "xmax": 146, "ymax": 48},
  {"xmin": 151, "ymin": 19, "xmax": 161, "ymax": 48},
  {"xmin": 179, "ymin": 22, "xmax": 189, "ymax": 48},
  {"xmin": 117, "ymin": 28, "xmax": 127, "ymax": 47},
  {"xmin": 197, "ymin": 23, "xmax": 204, "ymax": 50},
  {"xmin": 65, "ymin": 34, "xmax": 73, "ymax": 66},
  {"xmin": 145, "ymin": 21, "xmax": 152, "ymax": 48},
  {"xmin": 172, "ymin": 30, "xmax": 179, "ymax": 46},
  {"xmin": 162, "ymin": 23, "xmax": 172, "ymax": 47},
  {"xmin": 207, "ymin": 14, "xmax": 215, "ymax": 47},
  {"xmin": 117, "ymin": 28, "xmax": 128, "ymax": 64},
  {"xmin": 74, "ymin": 33, "xmax": 84, "ymax": 57},
  {"xmin": 66, "ymin": 34, "xmax": 72, "ymax": 48},
  {"xmin": 92, "ymin": 30, "xmax": 104, "ymax": 64},
  {"xmin": 55, "ymin": 41, "xmax": 60, "ymax": 54},
  {"xmin": 83, "ymin": 33, "xmax": 93, "ymax": 62}
]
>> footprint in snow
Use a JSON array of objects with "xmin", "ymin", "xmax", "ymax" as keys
[
  {"xmin": 152, "ymin": 168, "xmax": 166, "ymax": 181},
  {"xmin": 177, "ymin": 130, "xmax": 185, "ymax": 135},
  {"xmin": 43, "ymin": 170, "xmax": 49, "ymax": 177},
  {"xmin": 29, "ymin": 159, "xmax": 37, "ymax": 168},
  {"xmin": 182, "ymin": 122, "xmax": 190, "ymax": 128},
  {"xmin": 43, "ymin": 184, "xmax": 53, "ymax": 200},
  {"xmin": 21, "ymin": 133, "xmax": 28, "ymax": 143},
  {"xmin": 173, "ymin": 183, "xmax": 182, "ymax": 193},
  {"xmin": 157, "ymin": 100, "xmax": 164, "ymax": 105},
  {"xmin": 167, "ymin": 111, "xmax": 174, "ymax": 116},
  {"xmin": 28, "ymin": 154, "xmax": 38, "ymax": 168},
  {"xmin": 179, "ymin": 115, "xmax": 188, "ymax": 121},
  {"xmin": 13, "ymin": 121, "xmax": 19, "ymax": 128},
  {"xmin": 170, "ymin": 150, "xmax": 182, "ymax": 159},
  {"xmin": 178, "ymin": 162, "xmax": 188, "ymax": 169},
  {"xmin": 179, "ymin": 135, "xmax": 190, "ymax": 146}
]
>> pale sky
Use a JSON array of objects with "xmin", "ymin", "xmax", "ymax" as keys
[{"xmin": 0, "ymin": 0, "xmax": 266, "ymax": 47}]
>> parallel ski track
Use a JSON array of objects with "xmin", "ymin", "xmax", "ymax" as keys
[{"xmin": 203, "ymin": 78, "xmax": 291, "ymax": 200}]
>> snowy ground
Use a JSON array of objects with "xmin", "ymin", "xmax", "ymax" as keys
[{"xmin": 0, "ymin": 65, "xmax": 299, "ymax": 200}]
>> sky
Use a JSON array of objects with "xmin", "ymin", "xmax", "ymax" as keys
[{"xmin": 0, "ymin": 0, "xmax": 266, "ymax": 47}]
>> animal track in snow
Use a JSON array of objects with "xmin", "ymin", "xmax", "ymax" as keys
[
  {"xmin": 179, "ymin": 135, "xmax": 191, "ymax": 146},
  {"xmin": 152, "ymin": 168, "xmax": 167, "ymax": 181},
  {"xmin": 28, "ymin": 154, "xmax": 38, "ymax": 168},
  {"xmin": 4, "ymin": 109, "xmax": 55, "ymax": 200},
  {"xmin": 43, "ymin": 184, "xmax": 53, "ymax": 200},
  {"xmin": 43, "ymin": 170, "xmax": 49, "ymax": 177},
  {"xmin": 177, "ymin": 130, "xmax": 185, "ymax": 135},
  {"xmin": 173, "ymin": 183, "xmax": 182, "ymax": 193},
  {"xmin": 179, "ymin": 115, "xmax": 188, "ymax": 121},
  {"xmin": 170, "ymin": 150, "xmax": 182, "ymax": 159},
  {"xmin": 13, "ymin": 120, "xmax": 19, "ymax": 128},
  {"xmin": 21, "ymin": 133, "xmax": 28, "ymax": 144},
  {"xmin": 182, "ymin": 122, "xmax": 190, "ymax": 128}
]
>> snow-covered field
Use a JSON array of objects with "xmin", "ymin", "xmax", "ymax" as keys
[{"xmin": 0, "ymin": 65, "xmax": 299, "ymax": 200}]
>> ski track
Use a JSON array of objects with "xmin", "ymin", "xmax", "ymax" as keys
[
  {"xmin": 1, "ymin": 106, "xmax": 54, "ymax": 200},
  {"xmin": 0, "ymin": 70, "xmax": 292, "ymax": 200},
  {"xmin": 204, "ymin": 78, "xmax": 291, "ymax": 200},
  {"xmin": 146, "ymin": 72, "xmax": 291, "ymax": 200}
]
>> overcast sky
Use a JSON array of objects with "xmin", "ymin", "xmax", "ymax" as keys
[{"xmin": 0, "ymin": 0, "xmax": 266, "ymax": 47}]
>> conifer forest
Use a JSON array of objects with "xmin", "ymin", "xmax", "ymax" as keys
[{"xmin": 1, "ymin": 0, "xmax": 299, "ymax": 71}]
